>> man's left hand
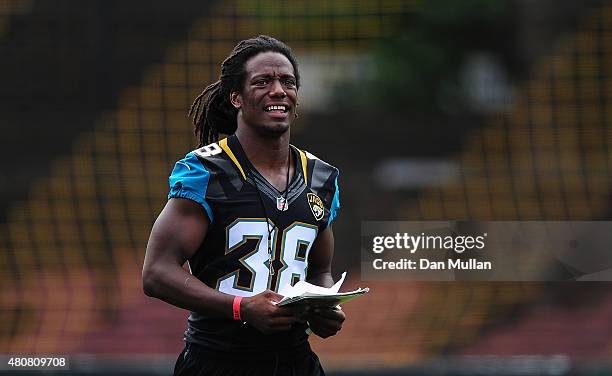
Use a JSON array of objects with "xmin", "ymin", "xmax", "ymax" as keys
[{"xmin": 306, "ymin": 306, "xmax": 345, "ymax": 338}]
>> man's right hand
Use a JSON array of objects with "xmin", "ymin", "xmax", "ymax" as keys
[{"xmin": 240, "ymin": 290, "xmax": 307, "ymax": 334}]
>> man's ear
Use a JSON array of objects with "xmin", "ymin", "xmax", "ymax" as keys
[{"xmin": 230, "ymin": 92, "xmax": 242, "ymax": 109}]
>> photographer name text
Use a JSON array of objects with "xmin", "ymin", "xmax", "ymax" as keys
[
  {"xmin": 372, "ymin": 258, "xmax": 491, "ymax": 270},
  {"xmin": 370, "ymin": 232, "xmax": 491, "ymax": 271}
]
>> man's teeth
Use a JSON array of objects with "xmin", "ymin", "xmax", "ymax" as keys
[{"xmin": 266, "ymin": 105, "xmax": 287, "ymax": 112}]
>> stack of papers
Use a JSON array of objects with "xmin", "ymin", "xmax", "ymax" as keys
[{"xmin": 277, "ymin": 272, "xmax": 369, "ymax": 307}]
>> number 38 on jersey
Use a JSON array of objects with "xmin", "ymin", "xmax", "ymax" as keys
[{"xmin": 216, "ymin": 219, "xmax": 318, "ymax": 297}]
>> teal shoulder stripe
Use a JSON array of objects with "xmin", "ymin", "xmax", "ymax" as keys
[{"xmin": 168, "ymin": 152, "xmax": 214, "ymax": 223}]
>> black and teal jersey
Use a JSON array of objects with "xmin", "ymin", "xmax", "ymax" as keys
[{"xmin": 167, "ymin": 134, "xmax": 340, "ymax": 352}]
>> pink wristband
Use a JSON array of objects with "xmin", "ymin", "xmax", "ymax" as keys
[{"xmin": 233, "ymin": 296, "xmax": 242, "ymax": 321}]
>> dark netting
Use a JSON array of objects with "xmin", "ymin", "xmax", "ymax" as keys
[{"xmin": 0, "ymin": 0, "xmax": 611, "ymax": 373}]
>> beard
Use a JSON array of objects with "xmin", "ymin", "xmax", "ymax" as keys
[
  {"xmin": 238, "ymin": 107, "xmax": 293, "ymax": 138},
  {"xmin": 256, "ymin": 122, "xmax": 290, "ymax": 137},
  {"xmin": 245, "ymin": 115, "xmax": 291, "ymax": 138}
]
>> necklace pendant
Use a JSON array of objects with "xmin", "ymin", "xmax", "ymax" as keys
[
  {"xmin": 269, "ymin": 260, "xmax": 275, "ymax": 276},
  {"xmin": 276, "ymin": 196, "xmax": 289, "ymax": 211},
  {"xmin": 267, "ymin": 255, "xmax": 275, "ymax": 276}
]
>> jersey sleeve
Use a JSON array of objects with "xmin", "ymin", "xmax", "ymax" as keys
[
  {"xmin": 168, "ymin": 152, "xmax": 214, "ymax": 223},
  {"xmin": 327, "ymin": 171, "xmax": 340, "ymax": 227}
]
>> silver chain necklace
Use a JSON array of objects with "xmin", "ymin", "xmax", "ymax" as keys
[{"xmin": 252, "ymin": 150, "xmax": 291, "ymax": 276}]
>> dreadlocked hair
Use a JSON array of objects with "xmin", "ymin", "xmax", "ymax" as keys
[{"xmin": 189, "ymin": 35, "xmax": 301, "ymax": 147}]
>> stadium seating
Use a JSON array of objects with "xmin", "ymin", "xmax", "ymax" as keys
[{"xmin": 1, "ymin": 0, "xmax": 612, "ymax": 370}]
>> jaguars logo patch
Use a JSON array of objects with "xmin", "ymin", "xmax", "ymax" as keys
[{"xmin": 307, "ymin": 193, "xmax": 325, "ymax": 221}]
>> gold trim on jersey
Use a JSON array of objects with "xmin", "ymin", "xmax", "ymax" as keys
[
  {"xmin": 218, "ymin": 218, "xmax": 274, "ymax": 293},
  {"xmin": 298, "ymin": 149, "xmax": 308, "ymax": 185},
  {"xmin": 219, "ymin": 138, "xmax": 246, "ymax": 180},
  {"xmin": 271, "ymin": 221, "xmax": 318, "ymax": 291}
]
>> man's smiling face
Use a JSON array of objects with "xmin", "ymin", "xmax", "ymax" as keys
[{"xmin": 231, "ymin": 51, "xmax": 298, "ymax": 137}]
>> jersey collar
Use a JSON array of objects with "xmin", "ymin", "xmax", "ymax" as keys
[{"xmin": 226, "ymin": 134, "xmax": 307, "ymax": 194}]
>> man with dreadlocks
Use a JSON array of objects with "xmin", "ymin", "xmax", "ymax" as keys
[{"xmin": 143, "ymin": 35, "xmax": 344, "ymax": 375}]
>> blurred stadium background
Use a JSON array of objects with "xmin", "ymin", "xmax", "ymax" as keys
[{"xmin": 1, "ymin": 0, "xmax": 612, "ymax": 374}]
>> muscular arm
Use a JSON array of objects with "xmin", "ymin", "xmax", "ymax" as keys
[
  {"xmin": 142, "ymin": 198, "xmax": 234, "ymax": 318},
  {"xmin": 143, "ymin": 198, "xmax": 300, "ymax": 333},
  {"xmin": 305, "ymin": 226, "xmax": 346, "ymax": 338},
  {"xmin": 306, "ymin": 226, "xmax": 336, "ymax": 288}
]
